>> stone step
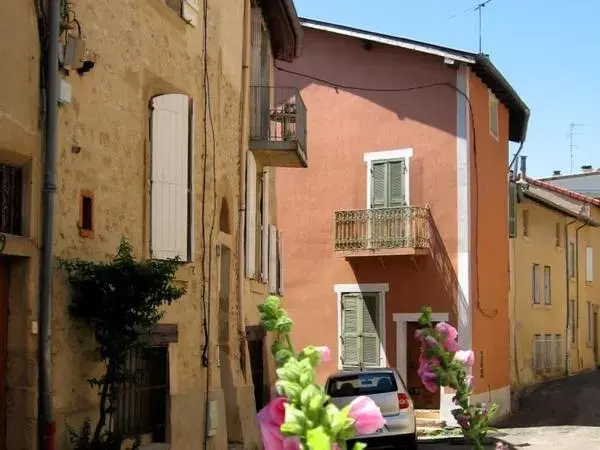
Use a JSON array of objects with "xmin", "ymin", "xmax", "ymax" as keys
[
  {"xmin": 417, "ymin": 417, "xmax": 446, "ymax": 429},
  {"xmin": 415, "ymin": 409, "xmax": 440, "ymax": 420}
]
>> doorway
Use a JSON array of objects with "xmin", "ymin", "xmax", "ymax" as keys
[
  {"xmin": 246, "ymin": 326, "xmax": 266, "ymax": 411},
  {"xmin": 406, "ymin": 322, "xmax": 440, "ymax": 409},
  {"xmin": 0, "ymin": 260, "xmax": 9, "ymax": 449}
]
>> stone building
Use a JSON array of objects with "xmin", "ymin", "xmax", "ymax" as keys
[{"xmin": 0, "ymin": 0, "xmax": 305, "ymax": 448}]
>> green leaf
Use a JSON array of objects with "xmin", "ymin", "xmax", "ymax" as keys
[
  {"xmin": 352, "ymin": 443, "xmax": 367, "ymax": 450},
  {"xmin": 275, "ymin": 315, "xmax": 294, "ymax": 334},
  {"xmin": 280, "ymin": 404, "xmax": 306, "ymax": 436},
  {"xmin": 306, "ymin": 426, "xmax": 331, "ymax": 450}
]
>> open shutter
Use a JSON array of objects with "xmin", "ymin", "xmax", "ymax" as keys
[
  {"xmin": 277, "ymin": 231, "xmax": 284, "ymax": 296},
  {"xmin": 151, "ymin": 93, "xmax": 190, "ymax": 260},
  {"xmin": 508, "ymin": 182, "xmax": 517, "ymax": 238},
  {"xmin": 388, "ymin": 160, "xmax": 406, "ymax": 206},
  {"xmin": 268, "ymin": 225, "xmax": 277, "ymax": 294},
  {"xmin": 261, "ymin": 170, "xmax": 270, "ymax": 283},
  {"xmin": 182, "ymin": 0, "xmax": 199, "ymax": 26},
  {"xmin": 361, "ymin": 294, "xmax": 380, "ymax": 367},
  {"xmin": 341, "ymin": 294, "xmax": 360, "ymax": 368},
  {"xmin": 370, "ymin": 162, "xmax": 386, "ymax": 208},
  {"xmin": 245, "ymin": 153, "xmax": 257, "ymax": 277}
]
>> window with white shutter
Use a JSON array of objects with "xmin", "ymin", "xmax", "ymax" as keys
[
  {"xmin": 182, "ymin": 0, "xmax": 199, "ymax": 26},
  {"xmin": 268, "ymin": 225, "xmax": 277, "ymax": 294},
  {"xmin": 277, "ymin": 231, "xmax": 284, "ymax": 296},
  {"xmin": 150, "ymin": 93, "xmax": 193, "ymax": 261},
  {"xmin": 246, "ymin": 153, "xmax": 257, "ymax": 278},
  {"xmin": 261, "ymin": 170, "xmax": 270, "ymax": 283},
  {"xmin": 340, "ymin": 293, "xmax": 381, "ymax": 369}
]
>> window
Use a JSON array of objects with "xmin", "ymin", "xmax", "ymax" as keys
[
  {"xmin": 488, "ymin": 91, "xmax": 499, "ymax": 139},
  {"xmin": 533, "ymin": 334, "xmax": 563, "ymax": 373},
  {"xmin": 115, "ymin": 346, "xmax": 169, "ymax": 440},
  {"xmin": 370, "ymin": 159, "xmax": 407, "ymax": 208},
  {"xmin": 568, "ymin": 299, "xmax": 575, "ymax": 343},
  {"xmin": 0, "ymin": 163, "xmax": 23, "ymax": 235},
  {"xmin": 79, "ymin": 189, "xmax": 94, "ymax": 238},
  {"xmin": 161, "ymin": 0, "xmax": 199, "ymax": 26},
  {"xmin": 532, "ymin": 264, "xmax": 540, "ymax": 304},
  {"xmin": 327, "ymin": 372, "xmax": 398, "ymax": 398},
  {"xmin": 268, "ymin": 225, "xmax": 284, "ymax": 296},
  {"xmin": 586, "ymin": 246, "xmax": 594, "ymax": 283},
  {"xmin": 341, "ymin": 293, "xmax": 381, "ymax": 369},
  {"xmin": 555, "ymin": 223, "xmax": 561, "ymax": 247},
  {"xmin": 150, "ymin": 93, "xmax": 194, "ymax": 261},
  {"xmin": 587, "ymin": 302, "xmax": 593, "ymax": 344},
  {"xmin": 543, "ymin": 266, "xmax": 551, "ymax": 305},
  {"xmin": 568, "ymin": 242, "xmax": 576, "ymax": 278},
  {"xmin": 522, "ymin": 209, "xmax": 529, "ymax": 237}
]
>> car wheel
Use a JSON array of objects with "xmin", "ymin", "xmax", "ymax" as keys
[{"xmin": 404, "ymin": 433, "xmax": 418, "ymax": 450}]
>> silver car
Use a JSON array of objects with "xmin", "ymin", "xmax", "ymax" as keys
[{"xmin": 325, "ymin": 368, "xmax": 418, "ymax": 449}]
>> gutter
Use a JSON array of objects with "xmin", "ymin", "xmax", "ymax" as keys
[
  {"xmin": 282, "ymin": 0, "xmax": 303, "ymax": 57},
  {"xmin": 39, "ymin": 0, "xmax": 60, "ymax": 448}
]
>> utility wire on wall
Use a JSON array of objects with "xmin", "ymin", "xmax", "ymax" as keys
[{"xmin": 275, "ymin": 63, "xmax": 498, "ymax": 318}]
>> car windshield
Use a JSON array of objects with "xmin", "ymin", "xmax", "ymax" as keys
[{"xmin": 328, "ymin": 372, "xmax": 398, "ymax": 398}]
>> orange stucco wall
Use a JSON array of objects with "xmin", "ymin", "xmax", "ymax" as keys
[
  {"xmin": 468, "ymin": 70, "xmax": 511, "ymax": 395},
  {"xmin": 275, "ymin": 28, "xmax": 461, "ymax": 382}
]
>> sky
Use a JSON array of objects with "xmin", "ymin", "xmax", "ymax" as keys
[{"xmin": 293, "ymin": 0, "xmax": 600, "ymax": 178}]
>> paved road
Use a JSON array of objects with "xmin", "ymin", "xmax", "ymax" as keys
[{"xmin": 423, "ymin": 370, "xmax": 600, "ymax": 449}]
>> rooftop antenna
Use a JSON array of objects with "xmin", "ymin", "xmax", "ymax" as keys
[
  {"xmin": 447, "ymin": 0, "xmax": 494, "ymax": 53},
  {"xmin": 567, "ymin": 122, "xmax": 585, "ymax": 174}
]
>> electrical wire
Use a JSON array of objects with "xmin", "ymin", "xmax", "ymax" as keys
[{"xmin": 275, "ymin": 63, "xmax": 497, "ymax": 318}]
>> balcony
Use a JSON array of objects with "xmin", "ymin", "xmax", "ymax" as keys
[
  {"xmin": 249, "ymin": 86, "xmax": 307, "ymax": 168},
  {"xmin": 334, "ymin": 206, "xmax": 429, "ymax": 258}
]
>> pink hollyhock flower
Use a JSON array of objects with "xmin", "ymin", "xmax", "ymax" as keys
[
  {"xmin": 348, "ymin": 396, "xmax": 385, "ymax": 435},
  {"xmin": 453, "ymin": 350, "xmax": 475, "ymax": 367},
  {"xmin": 316, "ymin": 346, "xmax": 331, "ymax": 363},
  {"xmin": 257, "ymin": 397, "xmax": 300, "ymax": 450},
  {"xmin": 424, "ymin": 335, "xmax": 439, "ymax": 348},
  {"xmin": 414, "ymin": 329, "xmax": 424, "ymax": 340},
  {"xmin": 435, "ymin": 322, "xmax": 460, "ymax": 352},
  {"xmin": 417, "ymin": 364, "xmax": 438, "ymax": 393}
]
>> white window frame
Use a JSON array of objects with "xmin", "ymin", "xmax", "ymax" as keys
[
  {"xmin": 488, "ymin": 90, "xmax": 499, "ymax": 140},
  {"xmin": 182, "ymin": 0, "xmax": 199, "ymax": 26},
  {"xmin": 334, "ymin": 283, "xmax": 388, "ymax": 370},
  {"xmin": 586, "ymin": 246, "xmax": 593, "ymax": 283},
  {"xmin": 364, "ymin": 148, "xmax": 412, "ymax": 209}
]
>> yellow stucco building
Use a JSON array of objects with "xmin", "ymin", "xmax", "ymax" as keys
[
  {"xmin": 0, "ymin": 0, "xmax": 306, "ymax": 448},
  {"xmin": 509, "ymin": 160, "xmax": 600, "ymax": 393}
]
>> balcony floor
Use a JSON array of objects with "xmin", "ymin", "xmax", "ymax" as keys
[{"xmin": 334, "ymin": 247, "xmax": 429, "ymax": 258}]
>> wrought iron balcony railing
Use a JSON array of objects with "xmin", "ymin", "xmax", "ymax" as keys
[
  {"xmin": 334, "ymin": 206, "xmax": 429, "ymax": 255},
  {"xmin": 249, "ymin": 86, "xmax": 307, "ymax": 168}
]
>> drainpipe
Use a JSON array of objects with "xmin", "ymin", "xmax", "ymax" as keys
[
  {"xmin": 575, "ymin": 223, "xmax": 588, "ymax": 372},
  {"xmin": 237, "ymin": 0, "xmax": 250, "ymax": 357},
  {"xmin": 39, "ymin": 0, "xmax": 60, "ymax": 448},
  {"xmin": 565, "ymin": 219, "xmax": 576, "ymax": 376}
]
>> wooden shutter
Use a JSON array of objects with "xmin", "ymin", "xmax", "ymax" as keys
[
  {"xmin": 245, "ymin": 153, "xmax": 257, "ymax": 278},
  {"xmin": 261, "ymin": 170, "xmax": 270, "ymax": 283},
  {"xmin": 341, "ymin": 294, "xmax": 360, "ymax": 368},
  {"xmin": 277, "ymin": 231, "xmax": 284, "ymax": 296},
  {"xmin": 388, "ymin": 160, "xmax": 406, "ymax": 206},
  {"xmin": 151, "ymin": 93, "xmax": 190, "ymax": 260},
  {"xmin": 361, "ymin": 294, "xmax": 380, "ymax": 367},
  {"xmin": 371, "ymin": 162, "xmax": 386, "ymax": 208},
  {"xmin": 268, "ymin": 225, "xmax": 277, "ymax": 294},
  {"xmin": 508, "ymin": 182, "xmax": 517, "ymax": 238}
]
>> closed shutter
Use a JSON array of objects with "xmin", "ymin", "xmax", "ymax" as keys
[
  {"xmin": 341, "ymin": 294, "xmax": 360, "ymax": 368},
  {"xmin": 508, "ymin": 182, "xmax": 517, "ymax": 238},
  {"xmin": 245, "ymin": 153, "xmax": 257, "ymax": 278},
  {"xmin": 388, "ymin": 160, "xmax": 406, "ymax": 207},
  {"xmin": 261, "ymin": 170, "xmax": 270, "ymax": 283},
  {"xmin": 371, "ymin": 162, "xmax": 386, "ymax": 208},
  {"xmin": 151, "ymin": 93, "xmax": 190, "ymax": 261},
  {"xmin": 586, "ymin": 247, "xmax": 594, "ymax": 282},
  {"xmin": 277, "ymin": 231, "xmax": 284, "ymax": 296},
  {"xmin": 361, "ymin": 294, "xmax": 380, "ymax": 366},
  {"xmin": 268, "ymin": 225, "xmax": 277, "ymax": 294}
]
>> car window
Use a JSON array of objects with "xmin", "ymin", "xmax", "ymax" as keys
[{"xmin": 327, "ymin": 373, "xmax": 398, "ymax": 397}]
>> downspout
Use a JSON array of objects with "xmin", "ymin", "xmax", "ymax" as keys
[
  {"xmin": 237, "ymin": 0, "xmax": 250, "ymax": 360},
  {"xmin": 565, "ymin": 219, "xmax": 576, "ymax": 375},
  {"xmin": 575, "ymin": 223, "xmax": 587, "ymax": 372},
  {"xmin": 39, "ymin": 0, "xmax": 60, "ymax": 448}
]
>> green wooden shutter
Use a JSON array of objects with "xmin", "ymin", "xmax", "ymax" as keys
[
  {"xmin": 371, "ymin": 162, "xmax": 387, "ymax": 208},
  {"xmin": 341, "ymin": 294, "xmax": 360, "ymax": 367},
  {"xmin": 361, "ymin": 294, "xmax": 380, "ymax": 367},
  {"xmin": 388, "ymin": 160, "xmax": 406, "ymax": 207},
  {"xmin": 508, "ymin": 182, "xmax": 517, "ymax": 238}
]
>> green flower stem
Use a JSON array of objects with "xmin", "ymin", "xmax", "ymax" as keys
[{"xmin": 285, "ymin": 334, "xmax": 295, "ymax": 356}]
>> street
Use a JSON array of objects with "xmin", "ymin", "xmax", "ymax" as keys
[{"xmin": 423, "ymin": 370, "xmax": 600, "ymax": 449}]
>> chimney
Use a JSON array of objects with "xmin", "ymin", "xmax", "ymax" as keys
[
  {"xmin": 581, "ymin": 165, "xmax": 593, "ymax": 173},
  {"xmin": 553, "ymin": 170, "xmax": 562, "ymax": 176},
  {"xmin": 520, "ymin": 155, "xmax": 527, "ymax": 178}
]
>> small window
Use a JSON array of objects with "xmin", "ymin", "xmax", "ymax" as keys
[
  {"xmin": 532, "ymin": 264, "xmax": 540, "ymax": 304},
  {"xmin": 522, "ymin": 209, "xmax": 529, "ymax": 237},
  {"xmin": 0, "ymin": 163, "xmax": 24, "ymax": 236},
  {"xmin": 543, "ymin": 266, "xmax": 551, "ymax": 305},
  {"xmin": 79, "ymin": 190, "xmax": 94, "ymax": 238},
  {"xmin": 568, "ymin": 242, "xmax": 576, "ymax": 278},
  {"xmin": 489, "ymin": 91, "xmax": 499, "ymax": 139},
  {"xmin": 586, "ymin": 246, "xmax": 594, "ymax": 283},
  {"xmin": 555, "ymin": 223, "xmax": 561, "ymax": 247},
  {"xmin": 164, "ymin": 0, "xmax": 182, "ymax": 13}
]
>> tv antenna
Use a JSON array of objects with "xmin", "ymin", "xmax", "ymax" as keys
[
  {"xmin": 447, "ymin": 0, "xmax": 494, "ymax": 53},
  {"xmin": 567, "ymin": 122, "xmax": 585, "ymax": 174}
]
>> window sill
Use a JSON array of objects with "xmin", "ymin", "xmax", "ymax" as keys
[{"xmin": 532, "ymin": 304, "xmax": 552, "ymax": 309}]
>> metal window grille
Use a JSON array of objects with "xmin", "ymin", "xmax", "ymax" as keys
[
  {"xmin": 0, "ymin": 163, "xmax": 23, "ymax": 235},
  {"xmin": 532, "ymin": 334, "xmax": 564, "ymax": 373},
  {"xmin": 114, "ymin": 346, "xmax": 169, "ymax": 441}
]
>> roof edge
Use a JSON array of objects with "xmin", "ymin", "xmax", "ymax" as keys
[
  {"xmin": 525, "ymin": 177, "xmax": 600, "ymax": 206},
  {"xmin": 522, "ymin": 189, "xmax": 600, "ymax": 227}
]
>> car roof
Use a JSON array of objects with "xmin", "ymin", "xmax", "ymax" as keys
[{"xmin": 327, "ymin": 368, "xmax": 398, "ymax": 379}]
